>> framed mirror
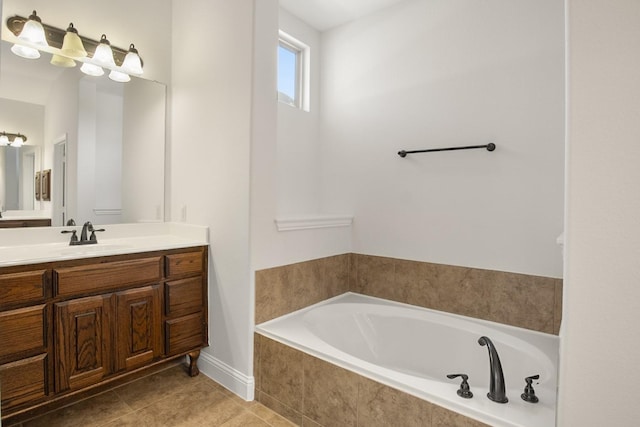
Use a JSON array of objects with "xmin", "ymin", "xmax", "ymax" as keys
[{"xmin": 0, "ymin": 31, "xmax": 166, "ymax": 227}]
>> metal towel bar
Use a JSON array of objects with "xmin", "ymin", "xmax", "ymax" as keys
[{"xmin": 398, "ymin": 143, "xmax": 496, "ymax": 157}]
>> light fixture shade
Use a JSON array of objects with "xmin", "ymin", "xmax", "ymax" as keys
[
  {"xmin": 121, "ymin": 44, "xmax": 143, "ymax": 75},
  {"xmin": 12, "ymin": 136, "xmax": 24, "ymax": 147},
  {"xmin": 80, "ymin": 62, "xmax": 104, "ymax": 77},
  {"xmin": 17, "ymin": 11, "xmax": 48, "ymax": 47},
  {"xmin": 51, "ymin": 54, "xmax": 76, "ymax": 68},
  {"xmin": 0, "ymin": 134, "xmax": 9, "ymax": 146},
  {"xmin": 10, "ymin": 43, "xmax": 40, "ymax": 59},
  {"xmin": 60, "ymin": 23, "xmax": 87, "ymax": 58},
  {"xmin": 92, "ymin": 35, "xmax": 116, "ymax": 68},
  {"xmin": 109, "ymin": 70, "xmax": 130, "ymax": 83}
]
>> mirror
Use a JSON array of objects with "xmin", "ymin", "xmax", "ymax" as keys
[{"xmin": 0, "ymin": 37, "xmax": 166, "ymax": 226}]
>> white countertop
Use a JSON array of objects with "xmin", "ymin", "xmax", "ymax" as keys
[{"xmin": 0, "ymin": 222, "xmax": 209, "ymax": 267}]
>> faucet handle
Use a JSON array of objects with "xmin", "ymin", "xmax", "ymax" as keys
[
  {"xmin": 447, "ymin": 373, "xmax": 473, "ymax": 399},
  {"xmin": 89, "ymin": 228, "xmax": 106, "ymax": 242},
  {"xmin": 521, "ymin": 374, "xmax": 540, "ymax": 403},
  {"xmin": 61, "ymin": 229, "xmax": 78, "ymax": 244}
]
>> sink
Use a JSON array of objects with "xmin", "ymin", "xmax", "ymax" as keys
[{"xmin": 59, "ymin": 244, "xmax": 133, "ymax": 256}]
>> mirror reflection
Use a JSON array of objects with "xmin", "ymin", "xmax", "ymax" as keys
[{"xmin": 0, "ymin": 39, "xmax": 166, "ymax": 227}]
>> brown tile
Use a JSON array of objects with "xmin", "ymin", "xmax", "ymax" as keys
[
  {"xmin": 554, "ymin": 279, "xmax": 563, "ymax": 335},
  {"xmin": 256, "ymin": 259, "xmax": 328, "ymax": 324},
  {"xmin": 486, "ymin": 272, "xmax": 556, "ymax": 333},
  {"xmin": 428, "ymin": 265, "xmax": 492, "ymax": 320},
  {"xmin": 357, "ymin": 377, "xmax": 433, "ymax": 427},
  {"xmin": 323, "ymin": 254, "xmax": 350, "ymax": 297},
  {"xmin": 352, "ymin": 254, "xmax": 395, "ymax": 299},
  {"xmin": 393, "ymin": 258, "xmax": 438, "ymax": 307},
  {"xmin": 432, "ymin": 405, "xmax": 491, "ymax": 427},
  {"xmin": 254, "ymin": 333, "xmax": 262, "ymax": 392},
  {"xmin": 131, "ymin": 381, "xmax": 242, "ymax": 426},
  {"xmin": 260, "ymin": 337, "xmax": 304, "ymax": 412},
  {"xmin": 249, "ymin": 403, "xmax": 299, "ymax": 426},
  {"xmin": 114, "ymin": 364, "xmax": 200, "ymax": 410},
  {"xmin": 219, "ymin": 411, "xmax": 271, "ymax": 427},
  {"xmin": 302, "ymin": 355, "xmax": 358, "ymax": 427},
  {"xmin": 302, "ymin": 416, "xmax": 323, "ymax": 427},
  {"xmin": 348, "ymin": 253, "xmax": 357, "ymax": 290},
  {"xmin": 23, "ymin": 391, "xmax": 132, "ymax": 427},
  {"xmin": 257, "ymin": 391, "xmax": 303, "ymax": 426}
]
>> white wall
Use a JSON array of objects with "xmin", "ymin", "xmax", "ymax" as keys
[
  {"xmin": 559, "ymin": 0, "xmax": 640, "ymax": 425},
  {"xmin": 320, "ymin": 0, "xmax": 565, "ymax": 278},
  {"xmin": 171, "ymin": 0, "xmax": 254, "ymax": 397},
  {"xmin": 277, "ymin": 8, "xmax": 322, "ymax": 215}
]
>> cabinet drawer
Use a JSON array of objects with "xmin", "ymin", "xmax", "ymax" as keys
[
  {"xmin": 165, "ymin": 313, "xmax": 204, "ymax": 356},
  {"xmin": 0, "ymin": 353, "xmax": 48, "ymax": 410},
  {"xmin": 0, "ymin": 305, "xmax": 46, "ymax": 360},
  {"xmin": 165, "ymin": 252, "xmax": 203, "ymax": 279},
  {"xmin": 54, "ymin": 257, "xmax": 162, "ymax": 297},
  {"xmin": 0, "ymin": 270, "xmax": 47, "ymax": 309},
  {"xmin": 165, "ymin": 277, "xmax": 204, "ymax": 318}
]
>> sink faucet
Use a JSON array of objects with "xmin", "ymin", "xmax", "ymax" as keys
[
  {"xmin": 61, "ymin": 221, "xmax": 106, "ymax": 245},
  {"xmin": 478, "ymin": 336, "xmax": 508, "ymax": 403}
]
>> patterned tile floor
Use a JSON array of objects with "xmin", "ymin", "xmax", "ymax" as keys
[{"xmin": 7, "ymin": 364, "xmax": 294, "ymax": 427}]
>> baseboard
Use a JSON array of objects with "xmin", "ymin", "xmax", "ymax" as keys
[{"xmin": 197, "ymin": 350, "xmax": 255, "ymax": 401}]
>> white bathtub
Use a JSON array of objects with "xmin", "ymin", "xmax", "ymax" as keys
[{"xmin": 255, "ymin": 292, "xmax": 558, "ymax": 427}]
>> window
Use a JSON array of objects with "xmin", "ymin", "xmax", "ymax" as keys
[{"xmin": 278, "ymin": 31, "xmax": 309, "ymax": 111}]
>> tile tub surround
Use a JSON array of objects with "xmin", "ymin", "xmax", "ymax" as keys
[
  {"xmin": 254, "ymin": 334, "xmax": 490, "ymax": 427},
  {"xmin": 255, "ymin": 253, "xmax": 562, "ymax": 334}
]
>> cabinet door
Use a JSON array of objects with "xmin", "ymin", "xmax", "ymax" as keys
[
  {"xmin": 55, "ymin": 295, "xmax": 112, "ymax": 392},
  {"xmin": 115, "ymin": 286, "xmax": 162, "ymax": 372}
]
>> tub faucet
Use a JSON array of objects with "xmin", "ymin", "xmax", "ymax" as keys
[{"xmin": 478, "ymin": 336, "xmax": 508, "ymax": 403}]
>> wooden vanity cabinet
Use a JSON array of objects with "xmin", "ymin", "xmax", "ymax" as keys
[{"xmin": 0, "ymin": 246, "xmax": 208, "ymax": 423}]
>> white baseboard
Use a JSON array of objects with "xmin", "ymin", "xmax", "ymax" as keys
[{"xmin": 197, "ymin": 351, "xmax": 255, "ymax": 401}]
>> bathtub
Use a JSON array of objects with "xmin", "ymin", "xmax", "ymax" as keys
[{"xmin": 255, "ymin": 292, "xmax": 558, "ymax": 427}]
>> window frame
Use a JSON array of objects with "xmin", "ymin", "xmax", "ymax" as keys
[{"xmin": 277, "ymin": 31, "xmax": 310, "ymax": 111}]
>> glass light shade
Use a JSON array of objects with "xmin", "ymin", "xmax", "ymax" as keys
[
  {"xmin": 121, "ymin": 44, "xmax": 143, "ymax": 75},
  {"xmin": 60, "ymin": 24, "xmax": 87, "ymax": 58},
  {"xmin": 92, "ymin": 35, "xmax": 116, "ymax": 68},
  {"xmin": 17, "ymin": 12, "xmax": 48, "ymax": 47},
  {"xmin": 109, "ymin": 70, "xmax": 130, "ymax": 83},
  {"xmin": 80, "ymin": 62, "xmax": 104, "ymax": 77},
  {"xmin": 51, "ymin": 54, "xmax": 76, "ymax": 68},
  {"xmin": 0, "ymin": 135, "xmax": 9, "ymax": 146},
  {"xmin": 12, "ymin": 136, "xmax": 24, "ymax": 147},
  {"xmin": 10, "ymin": 43, "xmax": 40, "ymax": 59}
]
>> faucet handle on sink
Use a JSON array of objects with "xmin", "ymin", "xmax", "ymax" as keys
[
  {"xmin": 89, "ymin": 228, "xmax": 106, "ymax": 242},
  {"xmin": 447, "ymin": 373, "xmax": 473, "ymax": 399},
  {"xmin": 61, "ymin": 229, "xmax": 78, "ymax": 244}
]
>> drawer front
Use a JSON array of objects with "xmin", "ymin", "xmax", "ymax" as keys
[
  {"xmin": 0, "ymin": 305, "xmax": 46, "ymax": 360},
  {"xmin": 54, "ymin": 257, "xmax": 162, "ymax": 297},
  {"xmin": 0, "ymin": 270, "xmax": 47, "ymax": 309},
  {"xmin": 165, "ymin": 313, "xmax": 204, "ymax": 356},
  {"xmin": 165, "ymin": 277, "xmax": 204, "ymax": 318},
  {"xmin": 165, "ymin": 251, "xmax": 203, "ymax": 279},
  {"xmin": 0, "ymin": 353, "xmax": 48, "ymax": 410}
]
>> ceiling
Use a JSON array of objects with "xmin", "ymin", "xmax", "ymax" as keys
[{"xmin": 279, "ymin": 0, "xmax": 408, "ymax": 31}]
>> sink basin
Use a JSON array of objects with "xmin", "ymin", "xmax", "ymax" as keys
[{"xmin": 59, "ymin": 244, "xmax": 133, "ymax": 256}]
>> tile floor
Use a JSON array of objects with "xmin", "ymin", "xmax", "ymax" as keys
[{"xmin": 7, "ymin": 363, "xmax": 295, "ymax": 427}]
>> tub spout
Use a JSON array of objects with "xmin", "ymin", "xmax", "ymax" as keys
[{"xmin": 478, "ymin": 336, "xmax": 508, "ymax": 403}]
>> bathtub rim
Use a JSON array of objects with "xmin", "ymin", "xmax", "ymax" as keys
[{"xmin": 255, "ymin": 292, "xmax": 559, "ymax": 427}]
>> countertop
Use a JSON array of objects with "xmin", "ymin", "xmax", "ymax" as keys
[{"xmin": 0, "ymin": 222, "xmax": 209, "ymax": 267}]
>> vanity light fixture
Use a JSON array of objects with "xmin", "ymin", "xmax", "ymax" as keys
[
  {"xmin": 10, "ymin": 10, "xmax": 48, "ymax": 59},
  {"xmin": 0, "ymin": 132, "xmax": 28, "ymax": 147},
  {"xmin": 6, "ymin": 14, "xmax": 144, "ymax": 82}
]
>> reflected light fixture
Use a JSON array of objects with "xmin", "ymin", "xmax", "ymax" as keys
[
  {"xmin": 109, "ymin": 69, "xmax": 131, "ymax": 83},
  {"xmin": 0, "ymin": 132, "xmax": 28, "ymax": 147},
  {"xmin": 10, "ymin": 10, "xmax": 48, "ymax": 59}
]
